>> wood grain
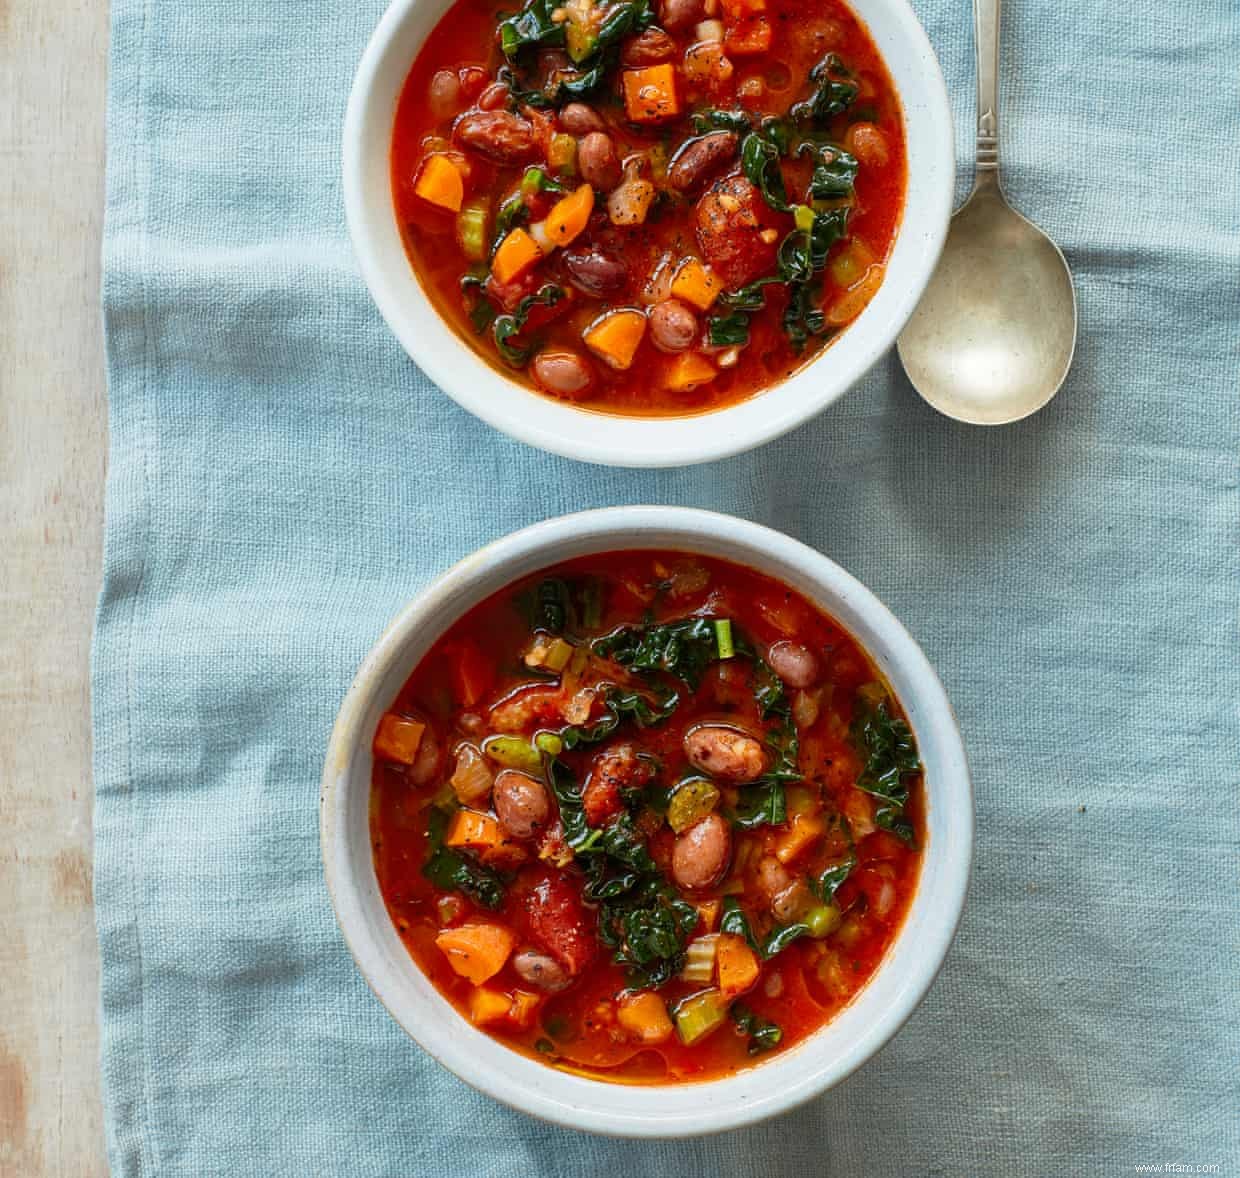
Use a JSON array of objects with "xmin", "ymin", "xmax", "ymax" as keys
[{"xmin": 1, "ymin": 0, "xmax": 111, "ymax": 1171}]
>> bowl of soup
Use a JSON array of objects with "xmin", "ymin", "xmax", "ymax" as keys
[
  {"xmin": 321, "ymin": 507, "xmax": 972, "ymax": 1134},
  {"xmin": 344, "ymin": 0, "xmax": 952, "ymax": 464}
]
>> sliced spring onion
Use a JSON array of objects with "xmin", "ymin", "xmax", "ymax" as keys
[
  {"xmin": 456, "ymin": 201, "xmax": 489, "ymax": 263},
  {"xmin": 804, "ymin": 900, "xmax": 842, "ymax": 939},
  {"xmin": 714, "ymin": 618, "xmax": 735, "ymax": 659},
  {"xmin": 534, "ymin": 731, "xmax": 564, "ymax": 756},
  {"xmin": 482, "ymin": 735, "xmax": 542, "ymax": 774}
]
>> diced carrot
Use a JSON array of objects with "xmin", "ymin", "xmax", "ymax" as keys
[
  {"xmin": 413, "ymin": 154, "xmax": 464, "ymax": 212},
  {"xmin": 373, "ymin": 713, "xmax": 425, "ymax": 765},
  {"xmin": 623, "ymin": 64, "xmax": 680, "ymax": 123},
  {"xmin": 435, "ymin": 922, "xmax": 516, "ymax": 985},
  {"xmin": 508, "ymin": 990, "xmax": 543, "ymax": 1028},
  {"xmin": 544, "ymin": 184, "xmax": 595, "ymax": 247},
  {"xmin": 670, "ymin": 259, "xmax": 722, "ymax": 311},
  {"xmin": 616, "ymin": 992, "xmax": 674, "ymax": 1044},
  {"xmin": 468, "ymin": 986, "xmax": 514, "ymax": 1025},
  {"xmin": 716, "ymin": 933, "xmax": 761, "ymax": 998},
  {"xmin": 694, "ymin": 899, "xmax": 722, "ymax": 933},
  {"xmin": 826, "ymin": 263, "xmax": 886, "ymax": 326},
  {"xmin": 445, "ymin": 808, "xmax": 505, "ymax": 851},
  {"xmin": 724, "ymin": 16, "xmax": 772, "ymax": 56},
  {"xmin": 663, "ymin": 352, "xmax": 717, "ymax": 392},
  {"xmin": 492, "ymin": 227, "xmax": 544, "ymax": 285},
  {"xmin": 583, "ymin": 308, "xmax": 647, "ymax": 370},
  {"xmin": 721, "ymin": 0, "xmax": 765, "ymax": 16},
  {"xmin": 775, "ymin": 813, "xmax": 825, "ymax": 864}
]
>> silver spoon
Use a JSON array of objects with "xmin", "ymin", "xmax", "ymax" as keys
[{"xmin": 897, "ymin": 0, "xmax": 1077, "ymax": 424}]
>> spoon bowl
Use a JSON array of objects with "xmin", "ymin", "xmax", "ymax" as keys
[
  {"xmin": 898, "ymin": 0, "xmax": 1077, "ymax": 424},
  {"xmin": 897, "ymin": 182, "xmax": 1076, "ymax": 424}
]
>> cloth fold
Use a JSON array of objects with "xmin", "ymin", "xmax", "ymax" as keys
[{"xmin": 96, "ymin": 0, "xmax": 1239, "ymax": 1172}]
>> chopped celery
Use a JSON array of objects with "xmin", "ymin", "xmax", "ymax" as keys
[
  {"xmin": 535, "ymin": 731, "xmax": 564, "ymax": 756},
  {"xmin": 804, "ymin": 900, "xmax": 842, "ymax": 939},
  {"xmin": 525, "ymin": 634, "xmax": 574, "ymax": 672},
  {"xmin": 679, "ymin": 934, "xmax": 719, "ymax": 983},
  {"xmin": 548, "ymin": 133, "xmax": 578, "ymax": 175},
  {"xmin": 667, "ymin": 777, "xmax": 721, "ymax": 834},
  {"xmin": 456, "ymin": 200, "xmax": 490, "ymax": 263},
  {"xmin": 482, "ymin": 735, "xmax": 542, "ymax": 774},
  {"xmin": 672, "ymin": 988, "xmax": 729, "ymax": 1045},
  {"xmin": 793, "ymin": 202, "xmax": 816, "ymax": 232},
  {"xmin": 714, "ymin": 618, "xmax": 735, "ymax": 659}
]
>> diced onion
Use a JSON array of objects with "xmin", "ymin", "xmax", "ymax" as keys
[
  {"xmin": 449, "ymin": 743, "xmax": 494, "ymax": 804},
  {"xmin": 695, "ymin": 19, "xmax": 724, "ymax": 42},
  {"xmin": 680, "ymin": 934, "xmax": 719, "ymax": 982}
]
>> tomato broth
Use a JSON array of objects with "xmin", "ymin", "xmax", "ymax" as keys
[
  {"xmin": 371, "ymin": 551, "xmax": 924, "ymax": 1082},
  {"xmin": 391, "ymin": 0, "xmax": 906, "ymax": 415}
]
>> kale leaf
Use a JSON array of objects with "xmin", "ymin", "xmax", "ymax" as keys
[
  {"xmin": 493, "ymin": 284, "xmax": 566, "ymax": 367},
  {"xmin": 790, "ymin": 53, "xmax": 859, "ymax": 125},
  {"xmin": 692, "ymin": 108, "xmax": 753, "ymax": 134},
  {"xmin": 498, "ymin": 0, "xmax": 565, "ymax": 61},
  {"xmin": 421, "ymin": 806, "xmax": 506, "ymax": 909},
  {"xmin": 797, "ymin": 142, "xmax": 859, "ymax": 200},
  {"xmin": 460, "ymin": 271, "xmax": 496, "ymax": 334},
  {"xmin": 559, "ymin": 685, "xmax": 681, "ymax": 749},
  {"xmin": 719, "ymin": 896, "xmax": 809, "ymax": 959},
  {"xmin": 498, "ymin": 0, "xmax": 655, "ymax": 105},
  {"xmin": 730, "ymin": 1003, "xmax": 784, "ymax": 1054},
  {"xmin": 851, "ymin": 687, "xmax": 921, "ymax": 844},
  {"xmin": 592, "ymin": 616, "xmax": 723, "ymax": 689},
  {"xmin": 707, "ymin": 311, "xmax": 752, "ymax": 347},
  {"xmin": 730, "ymin": 657, "xmax": 798, "ymax": 828},
  {"xmin": 740, "ymin": 128, "xmax": 791, "ymax": 212},
  {"xmin": 812, "ymin": 850, "xmax": 856, "ymax": 903}
]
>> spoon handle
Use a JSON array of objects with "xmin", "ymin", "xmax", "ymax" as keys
[{"xmin": 974, "ymin": 0, "xmax": 1000, "ymax": 176}]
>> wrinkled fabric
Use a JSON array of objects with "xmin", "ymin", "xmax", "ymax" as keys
[{"xmin": 95, "ymin": 0, "xmax": 1240, "ymax": 1172}]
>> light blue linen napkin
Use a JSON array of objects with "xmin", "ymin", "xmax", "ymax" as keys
[{"xmin": 95, "ymin": 0, "xmax": 1240, "ymax": 1171}]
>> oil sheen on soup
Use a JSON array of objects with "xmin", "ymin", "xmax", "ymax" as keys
[
  {"xmin": 370, "ymin": 552, "xmax": 925, "ymax": 1082},
  {"xmin": 390, "ymin": 0, "xmax": 906, "ymax": 415}
]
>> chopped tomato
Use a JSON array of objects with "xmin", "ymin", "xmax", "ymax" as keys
[{"xmin": 516, "ymin": 869, "xmax": 597, "ymax": 976}]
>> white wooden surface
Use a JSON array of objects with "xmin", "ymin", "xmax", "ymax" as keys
[{"xmin": 1, "ymin": 0, "xmax": 112, "ymax": 1171}]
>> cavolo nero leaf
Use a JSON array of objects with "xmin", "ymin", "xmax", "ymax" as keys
[
  {"xmin": 498, "ymin": 0, "xmax": 565, "ymax": 61},
  {"xmin": 797, "ymin": 142, "xmax": 859, "ymax": 200},
  {"xmin": 731, "ymin": 1003, "xmax": 784, "ymax": 1054},
  {"xmin": 706, "ymin": 311, "xmax": 752, "ymax": 347},
  {"xmin": 422, "ymin": 806, "xmax": 506, "ymax": 909},
  {"xmin": 550, "ymin": 767, "xmax": 698, "ymax": 989},
  {"xmin": 559, "ymin": 685, "xmax": 681, "ymax": 750},
  {"xmin": 790, "ymin": 53, "xmax": 859, "ymax": 125},
  {"xmin": 493, "ymin": 283, "xmax": 565, "ymax": 367},
  {"xmin": 692, "ymin": 108, "xmax": 753, "ymax": 134},
  {"xmin": 812, "ymin": 850, "xmax": 856, "ymax": 903},
  {"xmin": 719, "ymin": 897, "xmax": 809, "ymax": 960},
  {"xmin": 498, "ymin": 0, "xmax": 655, "ymax": 105},
  {"xmin": 592, "ymin": 616, "xmax": 724, "ymax": 689},
  {"xmin": 851, "ymin": 687, "xmax": 921, "ymax": 844},
  {"xmin": 740, "ymin": 129, "xmax": 791, "ymax": 212}
]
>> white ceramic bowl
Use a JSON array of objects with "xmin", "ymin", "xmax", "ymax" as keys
[
  {"xmin": 343, "ymin": 0, "xmax": 954, "ymax": 467},
  {"xmin": 321, "ymin": 507, "xmax": 972, "ymax": 1135}
]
